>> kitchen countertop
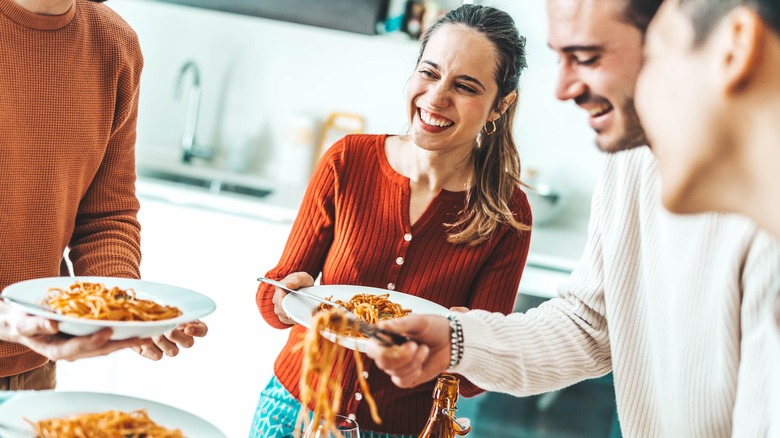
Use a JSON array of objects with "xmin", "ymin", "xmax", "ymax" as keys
[
  {"xmin": 526, "ymin": 219, "xmax": 587, "ymax": 270},
  {"xmin": 135, "ymin": 168, "xmax": 306, "ymax": 224},
  {"xmin": 137, "ymin": 176, "xmax": 587, "ymax": 263},
  {"xmin": 136, "ymin": 143, "xmax": 590, "ymax": 263}
]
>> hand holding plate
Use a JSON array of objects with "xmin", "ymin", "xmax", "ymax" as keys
[
  {"xmin": 0, "ymin": 301, "xmax": 143, "ymax": 361},
  {"xmin": 262, "ymin": 273, "xmax": 315, "ymax": 325}
]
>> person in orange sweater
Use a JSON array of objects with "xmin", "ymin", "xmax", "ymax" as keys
[
  {"xmin": 0, "ymin": 0, "xmax": 207, "ymax": 390},
  {"xmin": 251, "ymin": 5, "xmax": 533, "ymax": 437}
]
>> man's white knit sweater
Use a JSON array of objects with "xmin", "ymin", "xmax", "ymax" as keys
[{"xmin": 452, "ymin": 147, "xmax": 780, "ymax": 437}]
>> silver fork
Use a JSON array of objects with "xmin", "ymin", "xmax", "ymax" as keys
[
  {"xmin": 1, "ymin": 295, "xmax": 54, "ymax": 313},
  {"xmin": 257, "ymin": 277, "xmax": 410, "ymax": 346},
  {"xmin": 257, "ymin": 277, "xmax": 353, "ymax": 314}
]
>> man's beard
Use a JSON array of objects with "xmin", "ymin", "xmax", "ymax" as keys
[{"xmin": 595, "ymin": 97, "xmax": 648, "ymax": 153}]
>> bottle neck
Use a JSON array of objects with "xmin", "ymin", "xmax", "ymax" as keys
[
  {"xmin": 429, "ymin": 375, "xmax": 459, "ymax": 417},
  {"xmin": 428, "ymin": 398, "xmax": 455, "ymax": 418}
]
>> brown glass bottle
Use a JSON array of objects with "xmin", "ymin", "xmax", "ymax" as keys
[{"xmin": 418, "ymin": 374, "xmax": 472, "ymax": 438}]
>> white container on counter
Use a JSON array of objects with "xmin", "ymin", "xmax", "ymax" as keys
[
  {"xmin": 226, "ymin": 135, "xmax": 257, "ymax": 174},
  {"xmin": 274, "ymin": 113, "xmax": 317, "ymax": 186}
]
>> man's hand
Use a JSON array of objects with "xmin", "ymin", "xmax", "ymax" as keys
[
  {"xmin": 365, "ymin": 314, "xmax": 452, "ymax": 388},
  {"xmin": 271, "ymin": 272, "xmax": 315, "ymax": 325},
  {"xmin": 0, "ymin": 302, "xmax": 142, "ymax": 361},
  {"xmin": 133, "ymin": 320, "xmax": 208, "ymax": 360}
]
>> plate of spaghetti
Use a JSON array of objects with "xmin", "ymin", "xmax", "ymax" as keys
[
  {"xmin": 2, "ymin": 276, "xmax": 216, "ymax": 340},
  {"xmin": 0, "ymin": 391, "xmax": 225, "ymax": 437},
  {"xmin": 282, "ymin": 284, "xmax": 447, "ymax": 352}
]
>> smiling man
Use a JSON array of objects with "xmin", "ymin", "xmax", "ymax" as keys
[
  {"xmin": 550, "ymin": 0, "xmax": 646, "ymax": 152},
  {"xmin": 366, "ymin": 0, "xmax": 780, "ymax": 435}
]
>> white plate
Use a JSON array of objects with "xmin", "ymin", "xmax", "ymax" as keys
[
  {"xmin": 281, "ymin": 284, "xmax": 448, "ymax": 352},
  {"xmin": 0, "ymin": 391, "xmax": 225, "ymax": 437},
  {"xmin": 2, "ymin": 276, "xmax": 216, "ymax": 340}
]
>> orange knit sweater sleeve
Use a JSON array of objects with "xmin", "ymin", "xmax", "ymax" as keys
[
  {"xmin": 0, "ymin": 0, "xmax": 143, "ymax": 376},
  {"xmin": 67, "ymin": 28, "xmax": 143, "ymax": 279}
]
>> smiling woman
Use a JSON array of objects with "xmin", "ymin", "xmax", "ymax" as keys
[
  {"xmin": 397, "ymin": 4, "xmax": 530, "ymax": 244},
  {"xmin": 252, "ymin": 4, "xmax": 533, "ymax": 437}
]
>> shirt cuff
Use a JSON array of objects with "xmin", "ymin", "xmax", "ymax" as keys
[{"xmin": 446, "ymin": 310, "xmax": 505, "ymax": 377}]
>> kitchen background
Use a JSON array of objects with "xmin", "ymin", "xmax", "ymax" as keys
[{"xmin": 55, "ymin": 0, "xmax": 617, "ymax": 436}]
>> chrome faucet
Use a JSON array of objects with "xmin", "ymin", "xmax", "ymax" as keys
[{"xmin": 175, "ymin": 60, "xmax": 214, "ymax": 164}]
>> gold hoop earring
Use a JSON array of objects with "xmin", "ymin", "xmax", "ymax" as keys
[{"xmin": 483, "ymin": 120, "xmax": 497, "ymax": 136}]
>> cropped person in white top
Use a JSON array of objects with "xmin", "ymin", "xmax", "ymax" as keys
[
  {"xmin": 636, "ymin": 0, "xmax": 780, "ymax": 433},
  {"xmin": 366, "ymin": 0, "xmax": 780, "ymax": 436}
]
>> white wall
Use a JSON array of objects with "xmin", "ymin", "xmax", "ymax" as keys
[
  {"xmin": 110, "ymin": 0, "xmax": 603, "ymax": 222},
  {"xmin": 114, "ymin": 0, "xmax": 420, "ymax": 175}
]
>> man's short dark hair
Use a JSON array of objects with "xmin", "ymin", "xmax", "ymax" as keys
[
  {"xmin": 680, "ymin": 0, "xmax": 780, "ymax": 46},
  {"xmin": 622, "ymin": 0, "xmax": 665, "ymax": 33}
]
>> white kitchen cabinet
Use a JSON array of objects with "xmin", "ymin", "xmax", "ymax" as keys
[{"xmin": 58, "ymin": 189, "xmax": 296, "ymax": 438}]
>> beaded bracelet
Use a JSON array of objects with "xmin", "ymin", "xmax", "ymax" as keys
[{"xmin": 446, "ymin": 314, "xmax": 464, "ymax": 369}]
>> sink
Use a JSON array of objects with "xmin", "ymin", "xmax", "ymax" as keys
[
  {"xmin": 137, "ymin": 168, "xmax": 273, "ymax": 199},
  {"xmin": 220, "ymin": 182, "xmax": 272, "ymax": 198},
  {"xmin": 139, "ymin": 169, "xmax": 213, "ymax": 188}
]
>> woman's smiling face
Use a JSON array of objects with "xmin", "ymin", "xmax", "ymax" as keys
[{"xmin": 406, "ymin": 24, "xmax": 503, "ymax": 154}]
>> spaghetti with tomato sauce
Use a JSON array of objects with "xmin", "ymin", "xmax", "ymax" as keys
[{"xmin": 45, "ymin": 282, "xmax": 182, "ymax": 322}]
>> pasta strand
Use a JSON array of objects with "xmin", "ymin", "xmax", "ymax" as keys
[{"xmin": 296, "ymin": 293, "xmax": 411, "ymax": 436}]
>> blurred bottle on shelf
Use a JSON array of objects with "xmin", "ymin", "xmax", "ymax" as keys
[
  {"xmin": 225, "ymin": 136, "xmax": 256, "ymax": 174},
  {"xmin": 402, "ymin": 0, "xmax": 425, "ymax": 39},
  {"xmin": 383, "ymin": 0, "xmax": 408, "ymax": 33},
  {"xmin": 316, "ymin": 112, "xmax": 365, "ymax": 159}
]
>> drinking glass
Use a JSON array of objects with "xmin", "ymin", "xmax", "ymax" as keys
[{"xmin": 303, "ymin": 414, "xmax": 360, "ymax": 438}]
